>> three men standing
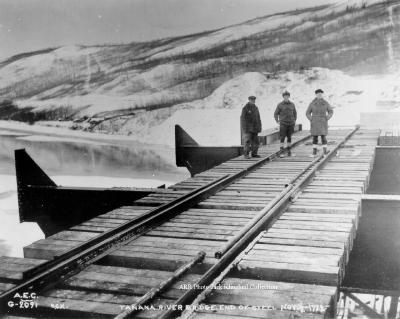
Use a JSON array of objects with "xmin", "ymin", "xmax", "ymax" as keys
[
  {"xmin": 306, "ymin": 89, "xmax": 334, "ymax": 156},
  {"xmin": 240, "ymin": 96, "xmax": 262, "ymax": 159},
  {"xmin": 240, "ymin": 89, "xmax": 333, "ymax": 158},
  {"xmin": 274, "ymin": 91, "xmax": 297, "ymax": 157}
]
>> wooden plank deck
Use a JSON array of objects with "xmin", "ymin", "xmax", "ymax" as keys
[
  {"xmin": 190, "ymin": 129, "xmax": 380, "ymax": 319},
  {"xmin": 0, "ymin": 129, "xmax": 381, "ymax": 319}
]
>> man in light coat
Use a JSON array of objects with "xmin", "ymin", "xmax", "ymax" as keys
[
  {"xmin": 240, "ymin": 96, "xmax": 262, "ymax": 159},
  {"xmin": 306, "ymin": 89, "xmax": 334, "ymax": 156}
]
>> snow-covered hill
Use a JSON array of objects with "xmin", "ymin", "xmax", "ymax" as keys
[
  {"xmin": 90, "ymin": 68, "xmax": 399, "ymax": 146},
  {"xmin": 0, "ymin": 0, "xmax": 399, "ymax": 145}
]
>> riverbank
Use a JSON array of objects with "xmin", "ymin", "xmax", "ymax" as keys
[
  {"xmin": 0, "ymin": 120, "xmax": 187, "ymax": 173},
  {"xmin": 0, "ymin": 119, "xmax": 170, "ymax": 148}
]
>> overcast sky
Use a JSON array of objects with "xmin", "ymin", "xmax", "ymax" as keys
[{"xmin": 0, "ymin": 0, "xmax": 337, "ymax": 60}]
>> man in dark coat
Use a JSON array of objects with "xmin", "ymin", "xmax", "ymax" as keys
[
  {"xmin": 240, "ymin": 96, "xmax": 262, "ymax": 159},
  {"xmin": 306, "ymin": 89, "xmax": 334, "ymax": 156},
  {"xmin": 274, "ymin": 91, "xmax": 297, "ymax": 157}
]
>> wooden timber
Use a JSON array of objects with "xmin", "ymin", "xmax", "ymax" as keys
[{"xmin": 0, "ymin": 129, "xmax": 381, "ymax": 319}]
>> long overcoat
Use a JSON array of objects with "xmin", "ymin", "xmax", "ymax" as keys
[
  {"xmin": 305, "ymin": 98, "xmax": 333, "ymax": 136},
  {"xmin": 240, "ymin": 103, "xmax": 262, "ymax": 133}
]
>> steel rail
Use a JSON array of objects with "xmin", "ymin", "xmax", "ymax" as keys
[
  {"xmin": 0, "ymin": 132, "xmax": 311, "ymax": 313},
  {"xmin": 0, "ymin": 174, "xmax": 229, "ymax": 312},
  {"xmin": 22, "ymin": 131, "xmax": 311, "ymax": 280},
  {"xmin": 159, "ymin": 126, "xmax": 359, "ymax": 319},
  {"xmin": 115, "ymin": 251, "xmax": 206, "ymax": 319},
  {"xmin": 289, "ymin": 126, "xmax": 359, "ymax": 195},
  {"xmin": 214, "ymin": 185, "xmax": 294, "ymax": 258},
  {"xmin": 214, "ymin": 141, "xmax": 332, "ymax": 259},
  {"xmin": 22, "ymin": 174, "xmax": 228, "ymax": 280},
  {"xmin": 179, "ymin": 232, "xmax": 266, "ymax": 319}
]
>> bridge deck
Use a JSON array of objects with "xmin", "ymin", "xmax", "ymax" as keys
[
  {"xmin": 188, "ymin": 130, "xmax": 379, "ymax": 319},
  {"xmin": 0, "ymin": 128, "xmax": 380, "ymax": 319}
]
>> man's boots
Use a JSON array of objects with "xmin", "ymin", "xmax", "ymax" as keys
[
  {"xmin": 287, "ymin": 143, "xmax": 292, "ymax": 157},
  {"xmin": 310, "ymin": 147, "xmax": 318, "ymax": 157},
  {"xmin": 323, "ymin": 146, "xmax": 329, "ymax": 155}
]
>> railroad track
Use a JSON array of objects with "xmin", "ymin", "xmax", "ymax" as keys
[{"xmin": 0, "ymin": 127, "xmax": 381, "ymax": 319}]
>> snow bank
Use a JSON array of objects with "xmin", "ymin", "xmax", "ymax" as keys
[
  {"xmin": 3, "ymin": 68, "xmax": 399, "ymax": 148},
  {"xmin": 112, "ymin": 68, "xmax": 400, "ymax": 147}
]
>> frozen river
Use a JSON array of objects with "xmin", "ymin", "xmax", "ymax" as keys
[{"xmin": 0, "ymin": 127, "xmax": 189, "ymax": 257}]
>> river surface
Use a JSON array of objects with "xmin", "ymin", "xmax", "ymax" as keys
[{"xmin": 0, "ymin": 128, "xmax": 189, "ymax": 257}]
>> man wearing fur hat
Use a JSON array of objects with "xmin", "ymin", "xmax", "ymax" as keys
[
  {"xmin": 306, "ymin": 89, "xmax": 334, "ymax": 156},
  {"xmin": 274, "ymin": 91, "xmax": 297, "ymax": 157}
]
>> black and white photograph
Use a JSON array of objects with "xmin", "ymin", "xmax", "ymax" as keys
[{"xmin": 0, "ymin": 0, "xmax": 399, "ymax": 318}]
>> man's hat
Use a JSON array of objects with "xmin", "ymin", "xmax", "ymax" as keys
[
  {"xmin": 315, "ymin": 89, "xmax": 324, "ymax": 94},
  {"xmin": 248, "ymin": 96, "xmax": 256, "ymax": 100},
  {"xmin": 282, "ymin": 91, "xmax": 290, "ymax": 97}
]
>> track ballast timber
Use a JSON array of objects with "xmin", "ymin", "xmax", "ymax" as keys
[
  {"xmin": 0, "ymin": 127, "xmax": 381, "ymax": 319},
  {"xmin": 0, "ymin": 130, "xmax": 311, "ymax": 316},
  {"xmin": 177, "ymin": 129, "xmax": 380, "ymax": 319}
]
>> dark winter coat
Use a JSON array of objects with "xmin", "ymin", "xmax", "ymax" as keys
[
  {"xmin": 306, "ymin": 98, "xmax": 334, "ymax": 136},
  {"xmin": 240, "ymin": 102, "xmax": 262, "ymax": 133},
  {"xmin": 274, "ymin": 101, "xmax": 297, "ymax": 125}
]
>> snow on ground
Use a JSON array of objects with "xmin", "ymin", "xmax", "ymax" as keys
[
  {"xmin": 18, "ymin": 94, "xmax": 134, "ymax": 113},
  {"xmin": 0, "ymin": 45, "xmax": 100, "ymax": 88},
  {"xmin": 111, "ymin": 68, "xmax": 400, "ymax": 147},
  {"xmin": 2, "ymin": 68, "xmax": 400, "ymax": 148},
  {"xmin": 147, "ymin": 0, "xmax": 387, "ymax": 60},
  {"xmin": 0, "ymin": 175, "xmax": 43, "ymax": 257},
  {"xmin": 53, "ymin": 45, "xmax": 100, "ymax": 59},
  {"xmin": 148, "ymin": 12, "xmax": 310, "ymax": 60},
  {"xmin": 1, "ymin": 0, "xmax": 393, "ymax": 116},
  {"xmin": 0, "ymin": 193, "xmax": 43, "ymax": 257},
  {"xmin": 290, "ymin": 21, "xmax": 318, "ymax": 33},
  {"xmin": 0, "ymin": 120, "xmax": 151, "ymax": 144},
  {"xmin": 18, "ymin": 88, "xmax": 183, "ymax": 115},
  {"xmin": 0, "ymin": 130, "xmax": 28, "ymax": 136},
  {"xmin": 16, "ymin": 135, "xmax": 109, "ymax": 145},
  {"xmin": 0, "ymin": 54, "xmax": 57, "ymax": 87},
  {"xmin": 316, "ymin": 0, "xmax": 385, "ymax": 17}
]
